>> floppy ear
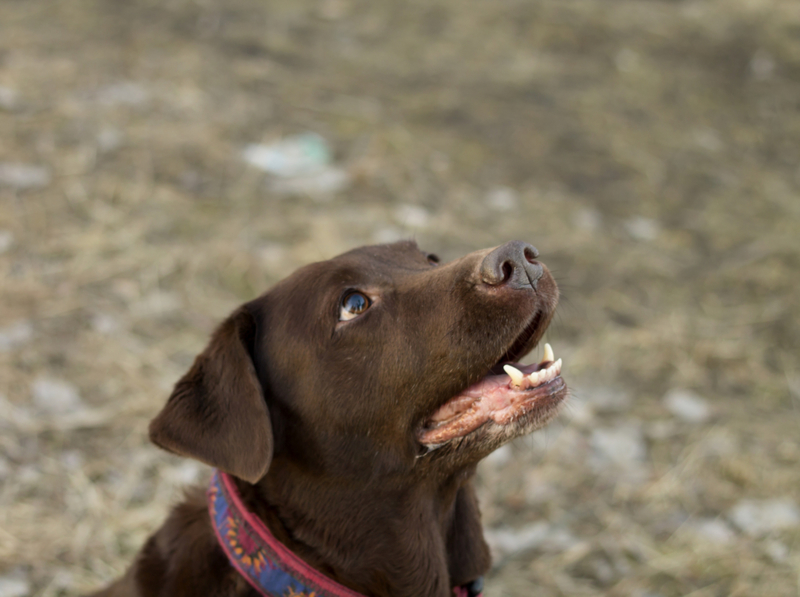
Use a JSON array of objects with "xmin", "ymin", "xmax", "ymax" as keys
[{"xmin": 149, "ymin": 306, "xmax": 272, "ymax": 483}]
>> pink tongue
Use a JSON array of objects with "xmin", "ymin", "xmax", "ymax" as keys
[
  {"xmin": 420, "ymin": 363, "xmax": 545, "ymax": 445},
  {"xmin": 429, "ymin": 394, "xmax": 478, "ymax": 423}
]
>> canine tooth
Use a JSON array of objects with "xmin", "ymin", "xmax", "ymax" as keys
[
  {"xmin": 504, "ymin": 364, "xmax": 525, "ymax": 386},
  {"xmin": 542, "ymin": 343, "xmax": 554, "ymax": 363},
  {"xmin": 529, "ymin": 370, "xmax": 541, "ymax": 385},
  {"xmin": 554, "ymin": 358, "xmax": 562, "ymax": 373}
]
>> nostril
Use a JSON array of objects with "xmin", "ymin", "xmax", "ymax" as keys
[
  {"xmin": 523, "ymin": 246, "xmax": 539, "ymax": 263},
  {"xmin": 479, "ymin": 241, "xmax": 542, "ymax": 288},
  {"xmin": 501, "ymin": 261, "xmax": 514, "ymax": 283}
]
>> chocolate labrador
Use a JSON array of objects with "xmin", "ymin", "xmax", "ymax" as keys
[{"xmin": 93, "ymin": 240, "xmax": 567, "ymax": 597}]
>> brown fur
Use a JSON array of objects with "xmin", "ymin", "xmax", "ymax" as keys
[{"xmin": 93, "ymin": 240, "xmax": 561, "ymax": 597}]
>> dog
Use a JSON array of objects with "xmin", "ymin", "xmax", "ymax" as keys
[{"xmin": 93, "ymin": 240, "xmax": 567, "ymax": 597}]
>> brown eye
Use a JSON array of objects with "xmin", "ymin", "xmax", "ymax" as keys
[
  {"xmin": 427, "ymin": 254, "xmax": 440, "ymax": 266},
  {"xmin": 339, "ymin": 291, "xmax": 371, "ymax": 321}
]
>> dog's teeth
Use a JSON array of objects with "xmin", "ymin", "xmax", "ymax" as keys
[
  {"xmin": 528, "ymin": 370, "xmax": 541, "ymax": 385},
  {"xmin": 554, "ymin": 358, "xmax": 562, "ymax": 374},
  {"xmin": 542, "ymin": 343, "xmax": 554, "ymax": 363},
  {"xmin": 504, "ymin": 364, "xmax": 525, "ymax": 387}
]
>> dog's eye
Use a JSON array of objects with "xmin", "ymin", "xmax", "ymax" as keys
[
  {"xmin": 426, "ymin": 254, "xmax": 440, "ymax": 266},
  {"xmin": 339, "ymin": 291, "xmax": 371, "ymax": 321}
]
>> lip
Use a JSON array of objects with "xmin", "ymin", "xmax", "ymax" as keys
[
  {"xmin": 490, "ymin": 310, "xmax": 544, "ymax": 373},
  {"xmin": 416, "ymin": 353, "xmax": 567, "ymax": 447}
]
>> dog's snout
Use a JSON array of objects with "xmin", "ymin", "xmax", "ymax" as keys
[{"xmin": 479, "ymin": 241, "xmax": 543, "ymax": 289}]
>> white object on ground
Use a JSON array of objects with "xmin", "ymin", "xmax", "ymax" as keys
[
  {"xmin": 31, "ymin": 377, "xmax": 83, "ymax": 414},
  {"xmin": 729, "ymin": 499, "xmax": 800, "ymax": 537},
  {"xmin": 0, "ymin": 163, "xmax": 51, "ymax": 189},
  {"xmin": 243, "ymin": 133, "xmax": 332, "ymax": 177},
  {"xmin": 663, "ymin": 388, "xmax": 710, "ymax": 423},
  {"xmin": 0, "ymin": 320, "xmax": 32, "ymax": 351}
]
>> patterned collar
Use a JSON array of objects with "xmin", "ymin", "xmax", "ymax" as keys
[{"xmin": 208, "ymin": 470, "xmax": 484, "ymax": 597}]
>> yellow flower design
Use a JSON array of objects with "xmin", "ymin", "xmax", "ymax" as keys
[
  {"xmin": 284, "ymin": 588, "xmax": 317, "ymax": 597},
  {"xmin": 225, "ymin": 515, "xmax": 268, "ymax": 573}
]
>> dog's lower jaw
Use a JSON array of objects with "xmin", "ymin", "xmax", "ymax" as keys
[{"xmin": 237, "ymin": 470, "xmax": 491, "ymax": 597}]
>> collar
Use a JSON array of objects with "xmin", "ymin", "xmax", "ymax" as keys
[{"xmin": 208, "ymin": 470, "xmax": 484, "ymax": 597}]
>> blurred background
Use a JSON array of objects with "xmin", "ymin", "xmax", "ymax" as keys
[{"xmin": 1, "ymin": 0, "xmax": 799, "ymax": 595}]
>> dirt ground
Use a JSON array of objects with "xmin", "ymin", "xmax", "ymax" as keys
[{"xmin": 1, "ymin": 0, "xmax": 799, "ymax": 595}]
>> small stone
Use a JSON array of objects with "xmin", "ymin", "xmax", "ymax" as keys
[
  {"xmin": 0, "ymin": 85, "xmax": 20, "ymax": 110},
  {"xmin": 393, "ymin": 204, "xmax": 431, "ymax": 229},
  {"xmin": 91, "ymin": 312, "xmax": 120, "ymax": 334},
  {"xmin": 624, "ymin": 216, "xmax": 660, "ymax": 241},
  {"xmin": 486, "ymin": 187, "xmax": 518, "ymax": 212},
  {"xmin": 18, "ymin": 465, "xmax": 41, "ymax": 484},
  {"xmin": 31, "ymin": 377, "xmax": 83, "ymax": 414},
  {"xmin": 255, "ymin": 244, "xmax": 287, "ymax": 268},
  {"xmin": 373, "ymin": 227, "xmax": 404, "ymax": 244},
  {"xmin": 763, "ymin": 540, "xmax": 789, "ymax": 563},
  {"xmin": 573, "ymin": 208, "xmax": 602, "ymax": 232},
  {"xmin": 0, "ymin": 320, "xmax": 32, "ymax": 351},
  {"xmin": 0, "ymin": 230, "xmax": 13, "ymax": 254},
  {"xmin": 663, "ymin": 388, "xmax": 710, "ymax": 423},
  {"xmin": 97, "ymin": 127, "xmax": 124, "ymax": 152},
  {"xmin": 485, "ymin": 522, "xmax": 576, "ymax": 558},
  {"xmin": 729, "ymin": 499, "xmax": 800, "ymax": 537},
  {"xmin": 0, "ymin": 162, "xmax": 51, "ymax": 189},
  {"xmin": 166, "ymin": 460, "xmax": 203, "ymax": 485},
  {"xmin": 61, "ymin": 450, "xmax": 85, "ymax": 470},
  {"xmin": 590, "ymin": 424, "xmax": 647, "ymax": 470},
  {"xmin": 0, "ymin": 573, "xmax": 30, "ymax": 597},
  {"xmin": 688, "ymin": 518, "xmax": 736, "ymax": 544}
]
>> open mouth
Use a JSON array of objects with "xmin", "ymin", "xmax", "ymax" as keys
[{"xmin": 417, "ymin": 321, "xmax": 567, "ymax": 448}]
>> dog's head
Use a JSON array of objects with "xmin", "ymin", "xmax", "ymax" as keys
[{"xmin": 149, "ymin": 240, "xmax": 566, "ymax": 483}]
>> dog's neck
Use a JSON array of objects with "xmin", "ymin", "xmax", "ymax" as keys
[{"xmin": 234, "ymin": 462, "xmax": 490, "ymax": 597}]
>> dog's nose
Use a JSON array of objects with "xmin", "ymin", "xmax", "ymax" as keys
[{"xmin": 480, "ymin": 241, "xmax": 544, "ymax": 289}]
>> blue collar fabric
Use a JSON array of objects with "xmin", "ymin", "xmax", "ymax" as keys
[{"xmin": 208, "ymin": 470, "xmax": 484, "ymax": 597}]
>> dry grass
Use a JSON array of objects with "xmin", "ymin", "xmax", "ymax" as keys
[{"xmin": 1, "ymin": 0, "xmax": 799, "ymax": 595}]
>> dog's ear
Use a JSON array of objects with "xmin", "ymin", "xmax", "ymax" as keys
[{"xmin": 149, "ymin": 306, "xmax": 272, "ymax": 483}]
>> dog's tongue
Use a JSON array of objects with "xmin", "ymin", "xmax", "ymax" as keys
[{"xmin": 418, "ymin": 345, "xmax": 563, "ymax": 447}]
